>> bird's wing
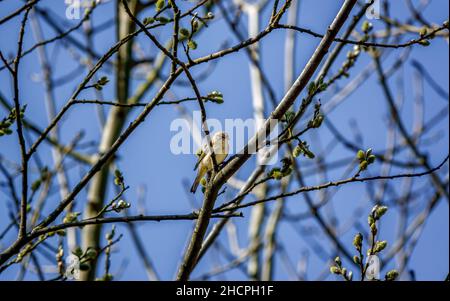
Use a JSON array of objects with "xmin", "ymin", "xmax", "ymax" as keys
[{"xmin": 194, "ymin": 150, "xmax": 207, "ymax": 171}]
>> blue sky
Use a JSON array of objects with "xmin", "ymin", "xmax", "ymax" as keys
[{"xmin": 0, "ymin": 0, "xmax": 448, "ymax": 280}]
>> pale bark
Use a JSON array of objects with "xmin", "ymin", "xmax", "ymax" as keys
[{"xmin": 80, "ymin": 0, "xmax": 138, "ymax": 280}]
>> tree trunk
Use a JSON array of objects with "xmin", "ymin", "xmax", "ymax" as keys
[{"xmin": 80, "ymin": 0, "xmax": 137, "ymax": 281}]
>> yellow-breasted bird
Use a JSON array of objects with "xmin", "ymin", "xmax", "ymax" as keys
[{"xmin": 190, "ymin": 131, "xmax": 230, "ymax": 193}]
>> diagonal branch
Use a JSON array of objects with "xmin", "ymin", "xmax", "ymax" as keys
[{"xmin": 175, "ymin": 0, "xmax": 358, "ymax": 281}]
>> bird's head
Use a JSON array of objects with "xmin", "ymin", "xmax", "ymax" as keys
[{"xmin": 212, "ymin": 131, "xmax": 229, "ymax": 142}]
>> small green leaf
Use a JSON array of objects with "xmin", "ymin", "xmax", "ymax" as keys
[{"xmin": 187, "ymin": 40, "xmax": 198, "ymax": 50}]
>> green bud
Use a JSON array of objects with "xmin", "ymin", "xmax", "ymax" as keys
[
  {"xmin": 187, "ymin": 40, "xmax": 198, "ymax": 50},
  {"xmin": 112, "ymin": 199, "xmax": 130, "ymax": 212},
  {"xmin": 155, "ymin": 16, "xmax": 169, "ymax": 23},
  {"xmin": 357, "ymin": 150, "xmax": 365, "ymax": 161},
  {"xmin": 375, "ymin": 205, "xmax": 388, "ymax": 219},
  {"xmin": 293, "ymin": 146, "xmax": 301, "ymax": 158},
  {"xmin": 347, "ymin": 271, "xmax": 353, "ymax": 281},
  {"xmin": 31, "ymin": 179, "xmax": 41, "ymax": 191},
  {"xmin": 155, "ymin": 0, "xmax": 165, "ymax": 11},
  {"xmin": 419, "ymin": 27, "xmax": 428, "ymax": 37},
  {"xmin": 353, "ymin": 255, "xmax": 361, "ymax": 264},
  {"xmin": 330, "ymin": 266, "xmax": 341, "ymax": 274},
  {"xmin": 179, "ymin": 28, "xmax": 190, "ymax": 37},
  {"xmin": 334, "ymin": 256, "xmax": 342, "ymax": 266},
  {"xmin": 63, "ymin": 212, "xmax": 80, "ymax": 224},
  {"xmin": 207, "ymin": 91, "xmax": 224, "ymax": 103},
  {"xmin": 373, "ymin": 240, "xmax": 387, "ymax": 253},
  {"xmin": 98, "ymin": 76, "xmax": 109, "ymax": 85},
  {"xmin": 361, "ymin": 21, "xmax": 373, "ymax": 33},
  {"xmin": 368, "ymin": 215, "xmax": 375, "ymax": 226},
  {"xmin": 56, "ymin": 229, "xmax": 66, "ymax": 236},
  {"xmin": 305, "ymin": 149, "xmax": 315, "ymax": 159},
  {"xmin": 283, "ymin": 111, "xmax": 295, "ymax": 123},
  {"xmin": 192, "ymin": 20, "xmax": 199, "ymax": 31},
  {"xmin": 85, "ymin": 248, "xmax": 98, "ymax": 259},
  {"xmin": 419, "ymin": 39, "xmax": 430, "ymax": 46},
  {"xmin": 308, "ymin": 82, "xmax": 317, "ymax": 95},
  {"xmin": 106, "ymin": 226, "xmax": 116, "ymax": 241},
  {"xmin": 0, "ymin": 128, "xmax": 13, "ymax": 136},
  {"xmin": 114, "ymin": 169, "xmax": 124, "ymax": 186},
  {"xmin": 359, "ymin": 160, "xmax": 368, "ymax": 170},
  {"xmin": 385, "ymin": 270, "xmax": 399, "ymax": 281},
  {"xmin": 318, "ymin": 83, "xmax": 327, "ymax": 92},
  {"xmin": 353, "ymin": 233, "xmax": 363, "ymax": 250},
  {"xmin": 309, "ymin": 113, "xmax": 325, "ymax": 128},
  {"xmin": 143, "ymin": 17, "xmax": 155, "ymax": 25},
  {"xmin": 314, "ymin": 114, "xmax": 324, "ymax": 128},
  {"xmin": 73, "ymin": 247, "xmax": 83, "ymax": 258},
  {"xmin": 272, "ymin": 170, "xmax": 283, "ymax": 180},
  {"xmin": 371, "ymin": 204, "xmax": 380, "ymax": 217}
]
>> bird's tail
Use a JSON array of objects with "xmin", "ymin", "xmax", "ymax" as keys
[{"xmin": 190, "ymin": 173, "xmax": 202, "ymax": 193}]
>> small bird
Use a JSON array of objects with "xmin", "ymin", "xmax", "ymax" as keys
[{"xmin": 190, "ymin": 131, "xmax": 230, "ymax": 193}]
